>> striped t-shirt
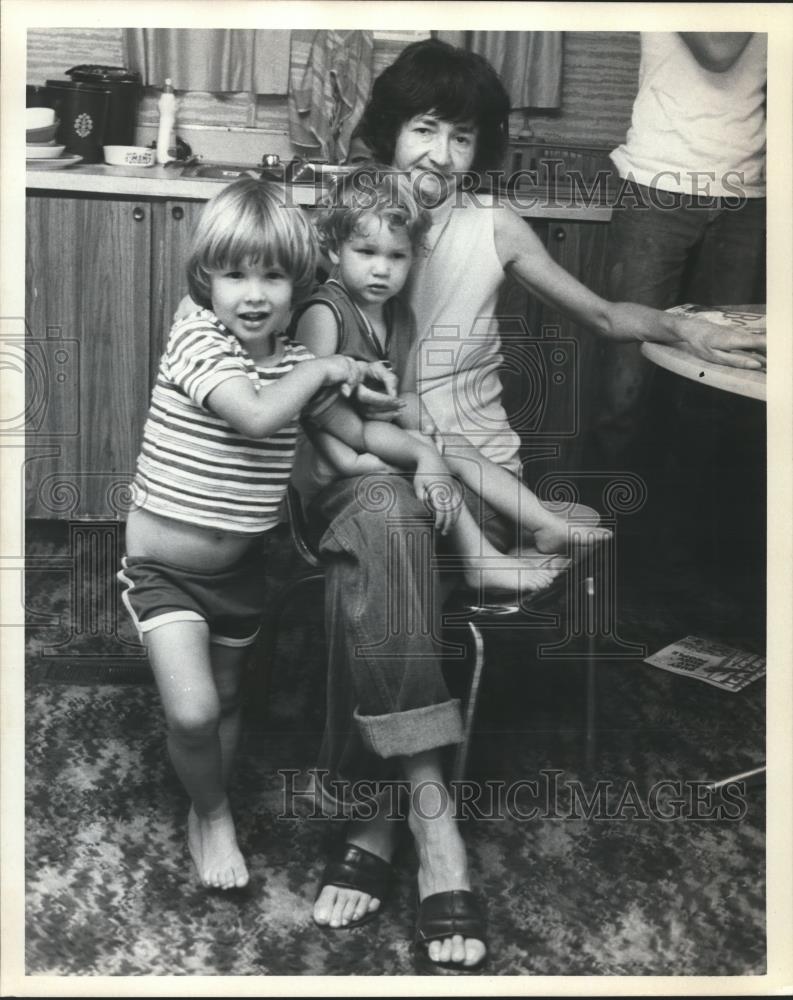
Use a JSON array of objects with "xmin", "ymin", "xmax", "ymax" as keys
[{"xmin": 131, "ymin": 310, "xmax": 316, "ymax": 534}]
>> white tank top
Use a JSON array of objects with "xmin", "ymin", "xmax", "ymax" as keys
[
  {"xmin": 611, "ymin": 32, "xmax": 766, "ymax": 198},
  {"xmin": 405, "ymin": 192, "xmax": 521, "ymax": 472}
]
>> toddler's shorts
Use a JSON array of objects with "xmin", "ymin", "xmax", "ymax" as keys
[{"xmin": 117, "ymin": 548, "xmax": 267, "ymax": 647}]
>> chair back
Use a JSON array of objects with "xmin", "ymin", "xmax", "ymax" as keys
[{"xmin": 285, "ymin": 483, "xmax": 323, "ymax": 569}]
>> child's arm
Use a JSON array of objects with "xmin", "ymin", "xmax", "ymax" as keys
[
  {"xmin": 295, "ymin": 304, "xmax": 406, "ymax": 422},
  {"xmin": 311, "ymin": 428, "xmax": 401, "ymax": 478},
  {"xmin": 309, "ymin": 399, "xmax": 461, "ymax": 534},
  {"xmin": 206, "ymin": 355, "xmax": 369, "ymax": 440}
]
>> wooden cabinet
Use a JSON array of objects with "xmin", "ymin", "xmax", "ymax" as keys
[
  {"xmin": 498, "ymin": 217, "xmax": 611, "ymax": 487},
  {"xmin": 149, "ymin": 199, "xmax": 205, "ymax": 381},
  {"xmin": 25, "ymin": 194, "xmax": 152, "ymax": 518},
  {"xmin": 25, "ymin": 192, "xmax": 204, "ymax": 518}
]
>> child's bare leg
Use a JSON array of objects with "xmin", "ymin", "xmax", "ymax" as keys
[
  {"xmin": 450, "ymin": 502, "xmax": 561, "ymax": 593},
  {"xmin": 146, "ymin": 620, "xmax": 248, "ymax": 890},
  {"xmin": 441, "ymin": 435, "xmax": 611, "ymax": 554},
  {"xmin": 210, "ymin": 640, "xmax": 247, "ymax": 788}
]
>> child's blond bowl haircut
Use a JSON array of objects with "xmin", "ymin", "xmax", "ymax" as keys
[
  {"xmin": 186, "ymin": 178, "xmax": 318, "ymax": 309},
  {"xmin": 314, "ymin": 163, "xmax": 433, "ymax": 257}
]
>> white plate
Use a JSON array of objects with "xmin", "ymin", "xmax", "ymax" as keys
[
  {"xmin": 26, "ymin": 143, "xmax": 66, "ymax": 159},
  {"xmin": 26, "ymin": 153, "xmax": 83, "ymax": 170}
]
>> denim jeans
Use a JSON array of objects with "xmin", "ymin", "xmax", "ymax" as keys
[
  {"xmin": 593, "ymin": 187, "xmax": 766, "ymax": 465},
  {"xmin": 306, "ymin": 472, "xmax": 513, "ymax": 803}
]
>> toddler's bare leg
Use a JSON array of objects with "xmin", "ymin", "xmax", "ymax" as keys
[
  {"xmin": 442, "ymin": 436, "xmax": 611, "ymax": 554},
  {"xmin": 146, "ymin": 621, "xmax": 249, "ymax": 890},
  {"xmin": 450, "ymin": 503, "xmax": 561, "ymax": 593}
]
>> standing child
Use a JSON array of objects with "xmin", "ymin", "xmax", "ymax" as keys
[
  {"xmin": 292, "ymin": 165, "xmax": 611, "ymax": 596},
  {"xmin": 119, "ymin": 179, "xmax": 381, "ymax": 890}
]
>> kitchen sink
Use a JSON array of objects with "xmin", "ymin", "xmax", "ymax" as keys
[
  {"xmin": 176, "ymin": 160, "xmax": 353, "ymax": 184},
  {"xmin": 177, "ymin": 162, "xmax": 261, "ymax": 181}
]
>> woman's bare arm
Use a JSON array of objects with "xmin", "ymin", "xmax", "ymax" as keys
[{"xmin": 493, "ymin": 206, "xmax": 766, "ymax": 368}]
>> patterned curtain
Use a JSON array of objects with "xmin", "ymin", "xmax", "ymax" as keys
[
  {"xmin": 122, "ymin": 29, "xmax": 291, "ymax": 94},
  {"xmin": 434, "ymin": 31, "xmax": 563, "ymax": 109},
  {"xmin": 288, "ymin": 30, "xmax": 374, "ymax": 163}
]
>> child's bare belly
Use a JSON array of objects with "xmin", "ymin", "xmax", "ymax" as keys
[{"xmin": 125, "ymin": 508, "xmax": 262, "ymax": 571}]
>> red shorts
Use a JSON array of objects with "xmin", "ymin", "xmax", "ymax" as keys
[{"xmin": 117, "ymin": 549, "xmax": 268, "ymax": 647}]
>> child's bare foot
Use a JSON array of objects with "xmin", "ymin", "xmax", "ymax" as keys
[
  {"xmin": 532, "ymin": 520, "xmax": 613, "ymax": 556},
  {"xmin": 187, "ymin": 802, "xmax": 249, "ymax": 890},
  {"xmin": 463, "ymin": 555, "xmax": 562, "ymax": 595}
]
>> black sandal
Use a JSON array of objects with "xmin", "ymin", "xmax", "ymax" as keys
[
  {"xmin": 414, "ymin": 890, "xmax": 488, "ymax": 971},
  {"xmin": 313, "ymin": 843, "xmax": 393, "ymax": 930}
]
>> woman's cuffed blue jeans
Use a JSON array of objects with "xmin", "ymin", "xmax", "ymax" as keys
[{"xmin": 306, "ymin": 472, "xmax": 511, "ymax": 808}]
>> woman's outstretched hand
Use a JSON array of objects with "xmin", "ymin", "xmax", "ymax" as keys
[{"xmin": 675, "ymin": 317, "xmax": 766, "ymax": 369}]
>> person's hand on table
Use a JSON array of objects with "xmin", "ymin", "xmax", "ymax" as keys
[{"xmin": 675, "ymin": 316, "xmax": 767, "ymax": 369}]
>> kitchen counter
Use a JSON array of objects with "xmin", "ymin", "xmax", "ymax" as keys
[
  {"xmin": 25, "ymin": 162, "xmax": 302, "ymax": 202},
  {"xmin": 26, "ymin": 163, "xmax": 613, "ymax": 220}
]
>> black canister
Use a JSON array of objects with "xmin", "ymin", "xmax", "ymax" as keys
[
  {"xmin": 44, "ymin": 80, "xmax": 111, "ymax": 163},
  {"xmin": 26, "ymin": 84, "xmax": 50, "ymax": 108},
  {"xmin": 66, "ymin": 65, "xmax": 142, "ymax": 147}
]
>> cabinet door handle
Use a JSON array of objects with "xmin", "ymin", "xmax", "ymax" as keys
[
  {"xmin": 132, "ymin": 206, "xmax": 145, "ymax": 222},
  {"xmin": 171, "ymin": 206, "xmax": 184, "ymax": 220},
  {"xmin": 553, "ymin": 227, "xmax": 566, "ymax": 241}
]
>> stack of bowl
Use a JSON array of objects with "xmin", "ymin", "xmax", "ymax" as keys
[{"xmin": 26, "ymin": 107, "xmax": 70, "ymax": 162}]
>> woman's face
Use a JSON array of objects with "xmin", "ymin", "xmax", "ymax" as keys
[{"xmin": 392, "ymin": 113, "xmax": 478, "ymax": 206}]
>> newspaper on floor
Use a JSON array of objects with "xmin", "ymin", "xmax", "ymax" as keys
[{"xmin": 643, "ymin": 635, "xmax": 765, "ymax": 692}]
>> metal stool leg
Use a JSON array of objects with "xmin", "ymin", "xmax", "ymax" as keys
[
  {"xmin": 451, "ymin": 621, "xmax": 485, "ymax": 785},
  {"xmin": 584, "ymin": 574, "xmax": 597, "ymax": 772}
]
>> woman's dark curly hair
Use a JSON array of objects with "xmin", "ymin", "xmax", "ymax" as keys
[{"xmin": 352, "ymin": 39, "xmax": 511, "ymax": 174}]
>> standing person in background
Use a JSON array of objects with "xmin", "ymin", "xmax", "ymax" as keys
[{"xmin": 594, "ymin": 31, "xmax": 767, "ymax": 469}]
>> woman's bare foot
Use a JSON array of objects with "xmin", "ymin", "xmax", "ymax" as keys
[
  {"xmin": 187, "ymin": 801, "xmax": 249, "ymax": 890},
  {"xmin": 313, "ymin": 810, "xmax": 399, "ymax": 928},
  {"xmin": 408, "ymin": 785, "xmax": 486, "ymax": 969}
]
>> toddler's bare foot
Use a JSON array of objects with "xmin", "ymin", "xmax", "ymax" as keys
[
  {"xmin": 463, "ymin": 556, "xmax": 562, "ymax": 595},
  {"xmin": 188, "ymin": 802, "xmax": 249, "ymax": 890}
]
